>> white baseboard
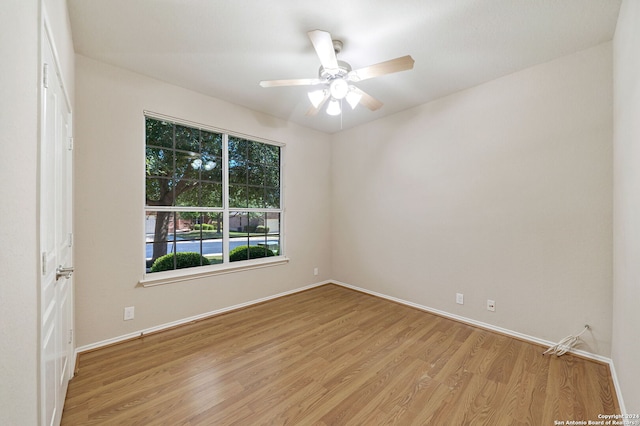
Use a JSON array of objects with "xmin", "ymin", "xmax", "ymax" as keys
[
  {"xmin": 331, "ymin": 280, "xmax": 627, "ymax": 413},
  {"xmin": 608, "ymin": 359, "xmax": 627, "ymax": 415},
  {"xmin": 75, "ymin": 280, "xmax": 331, "ymax": 354},
  {"xmin": 332, "ymin": 280, "xmax": 611, "ymax": 363},
  {"xmin": 74, "ymin": 279, "xmax": 625, "ymax": 413}
]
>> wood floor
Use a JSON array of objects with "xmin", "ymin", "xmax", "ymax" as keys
[{"xmin": 62, "ymin": 284, "xmax": 619, "ymax": 425}]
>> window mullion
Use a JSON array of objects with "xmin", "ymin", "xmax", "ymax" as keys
[{"xmin": 223, "ymin": 133, "xmax": 230, "ymax": 264}]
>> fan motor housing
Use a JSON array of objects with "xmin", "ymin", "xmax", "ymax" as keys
[{"xmin": 319, "ymin": 60, "xmax": 352, "ymax": 79}]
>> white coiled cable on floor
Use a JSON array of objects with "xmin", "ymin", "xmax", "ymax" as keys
[{"xmin": 543, "ymin": 325, "xmax": 590, "ymax": 356}]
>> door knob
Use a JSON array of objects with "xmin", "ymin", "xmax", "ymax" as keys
[{"xmin": 56, "ymin": 265, "xmax": 74, "ymax": 280}]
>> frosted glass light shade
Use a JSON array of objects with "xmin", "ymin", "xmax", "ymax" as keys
[{"xmin": 326, "ymin": 99, "xmax": 341, "ymax": 116}]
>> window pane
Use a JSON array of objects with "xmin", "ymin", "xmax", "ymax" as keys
[
  {"xmin": 175, "ymin": 212, "xmax": 201, "ymax": 241},
  {"xmin": 146, "ymin": 211, "xmax": 175, "ymax": 243},
  {"xmin": 202, "ymin": 211, "xmax": 223, "ymax": 235},
  {"xmin": 265, "ymin": 186, "xmax": 280, "ymax": 209},
  {"xmin": 145, "ymin": 211, "xmax": 176, "ymax": 271},
  {"xmin": 175, "ymin": 151, "xmax": 200, "ymax": 181},
  {"xmin": 264, "ymin": 165, "xmax": 279, "ymax": 188},
  {"xmin": 247, "ymin": 163, "xmax": 265, "ymax": 186},
  {"xmin": 249, "ymin": 140, "xmax": 279, "ymax": 163},
  {"xmin": 264, "ymin": 213, "xmax": 280, "ymax": 255},
  {"xmin": 146, "ymin": 147, "xmax": 173, "ymax": 177},
  {"xmin": 248, "ymin": 212, "xmax": 264, "ymax": 232},
  {"xmin": 247, "ymin": 186, "xmax": 265, "ymax": 208},
  {"xmin": 175, "ymin": 125, "xmax": 199, "ymax": 152},
  {"xmin": 201, "ymin": 131, "xmax": 223, "ymax": 158},
  {"xmin": 229, "ymin": 240, "xmax": 250, "ymax": 261},
  {"xmin": 145, "ymin": 241, "xmax": 176, "ymax": 271},
  {"xmin": 229, "ymin": 164, "xmax": 247, "ymax": 185},
  {"xmin": 229, "ymin": 211, "xmax": 249, "ymax": 262},
  {"xmin": 200, "ymin": 155, "xmax": 222, "ymax": 182},
  {"xmin": 229, "ymin": 211, "xmax": 249, "ymax": 234},
  {"xmin": 200, "ymin": 182, "xmax": 222, "ymax": 207},
  {"xmin": 229, "ymin": 185, "xmax": 248, "ymax": 208},
  {"xmin": 146, "ymin": 177, "xmax": 174, "ymax": 206},
  {"xmin": 146, "ymin": 118, "xmax": 173, "ymax": 148},
  {"xmin": 201, "ymin": 212, "xmax": 223, "ymax": 265},
  {"xmin": 175, "ymin": 181, "xmax": 199, "ymax": 206},
  {"xmin": 263, "ymin": 144, "xmax": 280, "ymax": 164},
  {"xmin": 228, "ymin": 137, "xmax": 248, "ymax": 164}
]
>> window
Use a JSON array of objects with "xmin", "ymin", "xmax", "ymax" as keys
[{"xmin": 145, "ymin": 116, "xmax": 283, "ymax": 275}]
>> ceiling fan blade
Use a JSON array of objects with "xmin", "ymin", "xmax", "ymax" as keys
[
  {"xmin": 305, "ymin": 92, "xmax": 330, "ymax": 116},
  {"xmin": 348, "ymin": 55, "xmax": 415, "ymax": 82},
  {"xmin": 352, "ymin": 87, "xmax": 383, "ymax": 111},
  {"xmin": 259, "ymin": 78, "xmax": 323, "ymax": 88},
  {"xmin": 308, "ymin": 30, "xmax": 339, "ymax": 72}
]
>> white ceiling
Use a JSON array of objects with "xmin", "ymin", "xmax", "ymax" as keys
[{"xmin": 68, "ymin": 0, "xmax": 621, "ymax": 134}]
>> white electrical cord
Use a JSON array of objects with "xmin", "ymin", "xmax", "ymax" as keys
[{"xmin": 543, "ymin": 325, "xmax": 590, "ymax": 356}]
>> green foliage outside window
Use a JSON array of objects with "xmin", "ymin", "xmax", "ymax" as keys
[
  {"xmin": 229, "ymin": 246, "xmax": 275, "ymax": 262},
  {"xmin": 150, "ymin": 252, "xmax": 210, "ymax": 273}
]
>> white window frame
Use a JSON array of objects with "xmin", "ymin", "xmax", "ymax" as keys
[{"xmin": 140, "ymin": 111, "xmax": 287, "ymax": 287}]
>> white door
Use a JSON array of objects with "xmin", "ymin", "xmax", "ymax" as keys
[{"xmin": 41, "ymin": 30, "xmax": 74, "ymax": 426}]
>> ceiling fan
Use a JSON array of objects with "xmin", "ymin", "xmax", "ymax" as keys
[{"xmin": 259, "ymin": 30, "xmax": 415, "ymax": 117}]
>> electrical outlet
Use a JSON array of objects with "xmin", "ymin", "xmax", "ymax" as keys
[
  {"xmin": 456, "ymin": 293, "xmax": 464, "ymax": 305},
  {"xmin": 487, "ymin": 299, "xmax": 496, "ymax": 312},
  {"xmin": 313, "ymin": 267, "xmax": 319, "ymax": 276},
  {"xmin": 124, "ymin": 306, "xmax": 135, "ymax": 321}
]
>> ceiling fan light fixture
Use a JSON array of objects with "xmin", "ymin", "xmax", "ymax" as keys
[
  {"xmin": 260, "ymin": 30, "xmax": 415, "ymax": 119},
  {"xmin": 329, "ymin": 78, "xmax": 349, "ymax": 100},
  {"xmin": 346, "ymin": 87, "xmax": 362, "ymax": 109},
  {"xmin": 307, "ymin": 89, "xmax": 326, "ymax": 108},
  {"xmin": 326, "ymin": 99, "xmax": 341, "ymax": 116}
]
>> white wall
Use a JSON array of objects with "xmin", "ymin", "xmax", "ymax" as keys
[
  {"xmin": 332, "ymin": 43, "xmax": 613, "ymax": 356},
  {"xmin": 1, "ymin": 0, "xmax": 75, "ymax": 424},
  {"xmin": 0, "ymin": 3, "xmax": 40, "ymax": 423},
  {"xmin": 73, "ymin": 55, "xmax": 332, "ymax": 347},
  {"xmin": 612, "ymin": 0, "xmax": 640, "ymax": 414}
]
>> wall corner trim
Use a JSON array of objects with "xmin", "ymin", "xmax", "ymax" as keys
[{"xmin": 608, "ymin": 359, "xmax": 627, "ymax": 415}]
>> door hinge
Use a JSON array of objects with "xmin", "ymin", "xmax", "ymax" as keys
[
  {"xmin": 43, "ymin": 63, "xmax": 49, "ymax": 89},
  {"xmin": 42, "ymin": 252, "xmax": 47, "ymax": 275},
  {"xmin": 68, "ymin": 137, "xmax": 74, "ymax": 151},
  {"xmin": 68, "ymin": 329, "xmax": 73, "ymax": 344},
  {"xmin": 68, "ymin": 232, "xmax": 73, "ymax": 248}
]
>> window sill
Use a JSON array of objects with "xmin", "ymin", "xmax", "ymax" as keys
[{"xmin": 138, "ymin": 256, "xmax": 290, "ymax": 287}]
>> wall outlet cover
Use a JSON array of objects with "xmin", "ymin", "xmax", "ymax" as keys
[{"xmin": 124, "ymin": 306, "xmax": 135, "ymax": 320}]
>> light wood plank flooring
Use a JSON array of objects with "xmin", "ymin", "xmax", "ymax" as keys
[{"xmin": 62, "ymin": 284, "xmax": 619, "ymax": 425}]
